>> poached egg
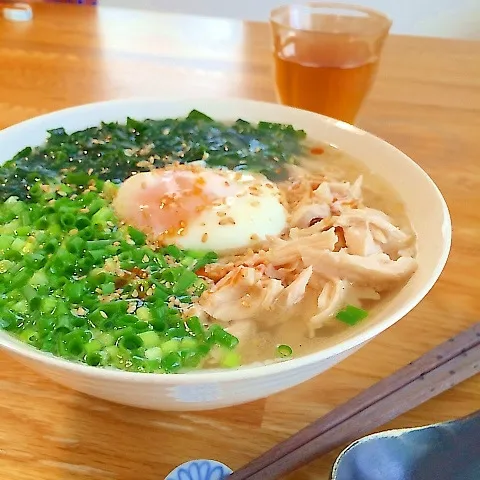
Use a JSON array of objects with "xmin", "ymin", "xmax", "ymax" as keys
[{"xmin": 113, "ymin": 164, "xmax": 287, "ymax": 253}]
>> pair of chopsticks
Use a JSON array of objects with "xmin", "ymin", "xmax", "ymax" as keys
[{"xmin": 229, "ymin": 322, "xmax": 480, "ymax": 479}]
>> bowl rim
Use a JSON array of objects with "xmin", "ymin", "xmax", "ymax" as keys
[{"xmin": 0, "ymin": 96, "xmax": 452, "ymax": 383}]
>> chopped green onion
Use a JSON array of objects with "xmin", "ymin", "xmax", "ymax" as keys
[
  {"xmin": 276, "ymin": 344, "xmax": 293, "ymax": 357},
  {"xmin": 101, "ymin": 282, "xmax": 116, "ymax": 295},
  {"xmin": 127, "ymin": 226, "xmax": 146, "ymax": 246},
  {"xmin": 138, "ymin": 331, "xmax": 160, "ymax": 349},
  {"xmin": 0, "ymin": 179, "xmax": 228, "ymax": 373},
  {"xmin": 75, "ymin": 216, "xmax": 90, "ymax": 230},
  {"xmin": 164, "ymin": 244, "xmax": 182, "ymax": 260},
  {"xmin": 85, "ymin": 352, "xmax": 102, "ymax": 366},
  {"xmin": 119, "ymin": 333, "xmax": 143, "ymax": 350},
  {"xmin": 145, "ymin": 346, "xmax": 163, "ymax": 360},
  {"xmin": 186, "ymin": 316, "xmax": 205, "ymax": 339},
  {"xmin": 60, "ymin": 213, "xmax": 76, "ymax": 229},
  {"xmin": 161, "ymin": 339, "xmax": 181, "ymax": 355},
  {"xmin": 161, "ymin": 351, "xmax": 182, "ymax": 373},
  {"xmin": 221, "ymin": 350, "xmax": 241, "ymax": 368},
  {"xmin": 208, "ymin": 325, "xmax": 239, "ymax": 350},
  {"xmin": 336, "ymin": 305, "xmax": 368, "ymax": 326}
]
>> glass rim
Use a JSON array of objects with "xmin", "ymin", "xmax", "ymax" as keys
[{"xmin": 270, "ymin": 2, "xmax": 392, "ymax": 32}]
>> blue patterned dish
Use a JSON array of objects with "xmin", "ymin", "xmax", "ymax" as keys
[
  {"xmin": 165, "ymin": 459, "xmax": 232, "ymax": 480},
  {"xmin": 332, "ymin": 411, "xmax": 480, "ymax": 480}
]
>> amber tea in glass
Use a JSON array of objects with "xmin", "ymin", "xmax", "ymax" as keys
[{"xmin": 270, "ymin": 3, "xmax": 392, "ymax": 123}]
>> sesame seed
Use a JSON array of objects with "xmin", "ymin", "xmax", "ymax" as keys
[
  {"xmin": 139, "ymin": 143, "xmax": 154, "ymax": 156},
  {"xmin": 219, "ymin": 217, "xmax": 235, "ymax": 226},
  {"xmin": 201, "ymin": 232, "xmax": 208, "ymax": 243},
  {"xmin": 100, "ymin": 310, "xmax": 108, "ymax": 319},
  {"xmin": 136, "ymin": 160, "xmax": 155, "ymax": 170}
]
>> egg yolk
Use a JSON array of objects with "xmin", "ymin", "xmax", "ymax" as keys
[{"xmin": 113, "ymin": 168, "xmax": 241, "ymax": 240}]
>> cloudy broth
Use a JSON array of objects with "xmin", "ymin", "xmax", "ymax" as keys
[{"xmin": 236, "ymin": 141, "xmax": 415, "ymax": 366}]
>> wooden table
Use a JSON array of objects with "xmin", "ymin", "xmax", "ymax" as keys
[{"xmin": 1, "ymin": 4, "xmax": 479, "ymax": 479}]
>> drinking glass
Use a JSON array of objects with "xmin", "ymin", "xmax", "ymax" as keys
[{"xmin": 270, "ymin": 3, "xmax": 392, "ymax": 123}]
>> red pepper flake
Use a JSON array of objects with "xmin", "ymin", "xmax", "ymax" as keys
[
  {"xmin": 130, "ymin": 266, "xmax": 149, "ymax": 279},
  {"xmin": 334, "ymin": 226, "xmax": 347, "ymax": 251},
  {"xmin": 114, "ymin": 266, "xmax": 149, "ymax": 289},
  {"xmin": 311, "ymin": 146, "xmax": 324, "ymax": 155},
  {"xmin": 309, "ymin": 217, "xmax": 323, "ymax": 227},
  {"xmin": 195, "ymin": 267, "xmax": 207, "ymax": 276}
]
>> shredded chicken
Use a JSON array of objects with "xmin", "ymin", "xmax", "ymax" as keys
[
  {"xmin": 200, "ymin": 267, "xmax": 283, "ymax": 323},
  {"xmin": 290, "ymin": 203, "xmax": 331, "ymax": 228},
  {"xmin": 267, "ymin": 228, "xmax": 338, "ymax": 267},
  {"xmin": 308, "ymin": 280, "xmax": 380, "ymax": 336},
  {"xmin": 309, "ymin": 279, "xmax": 349, "ymax": 336},
  {"xmin": 286, "ymin": 176, "xmax": 364, "ymax": 228},
  {"xmin": 276, "ymin": 266, "xmax": 313, "ymax": 308},
  {"xmin": 197, "ymin": 167, "xmax": 417, "ymax": 340},
  {"xmin": 314, "ymin": 177, "xmax": 363, "ymax": 215},
  {"xmin": 334, "ymin": 207, "xmax": 413, "ymax": 258},
  {"xmin": 199, "ymin": 264, "xmax": 314, "ymax": 327},
  {"xmin": 301, "ymin": 249, "xmax": 417, "ymax": 291}
]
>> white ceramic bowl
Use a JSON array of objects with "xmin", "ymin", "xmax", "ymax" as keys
[{"xmin": 0, "ymin": 98, "xmax": 451, "ymax": 411}]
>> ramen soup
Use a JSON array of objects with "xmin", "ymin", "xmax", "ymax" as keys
[{"xmin": 0, "ymin": 111, "xmax": 417, "ymax": 373}]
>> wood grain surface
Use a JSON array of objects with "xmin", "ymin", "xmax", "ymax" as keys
[{"xmin": 1, "ymin": 4, "xmax": 479, "ymax": 480}]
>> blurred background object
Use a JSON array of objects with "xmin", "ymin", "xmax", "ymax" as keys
[
  {"xmin": 1, "ymin": 1, "xmax": 33, "ymax": 21},
  {"xmin": 100, "ymin": 0, "xmax": 479, "ymax": 39}
]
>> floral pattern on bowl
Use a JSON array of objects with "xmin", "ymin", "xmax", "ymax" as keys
[{"xmin": 165, "ymin": 459, "xmax": 232, "ymax": 480}]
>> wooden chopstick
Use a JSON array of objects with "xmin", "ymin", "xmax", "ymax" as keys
[{"xmin": 230, "ymin": 322, "xmax": 480, "ymax": 480}]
